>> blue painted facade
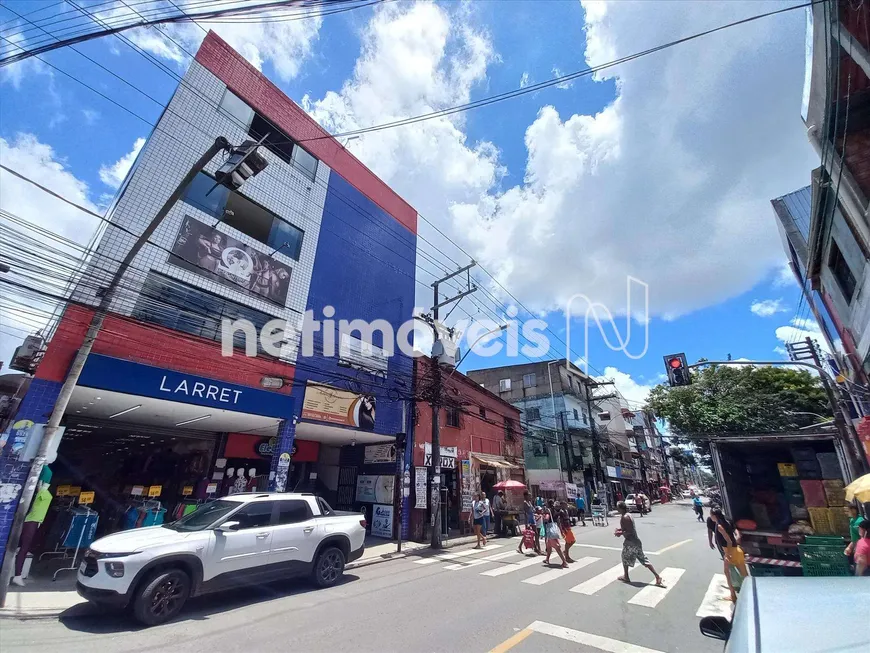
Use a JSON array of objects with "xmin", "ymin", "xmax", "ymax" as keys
[{"xmin": 0, "ymin": 379, "xmax": 63, "ymax": 562}]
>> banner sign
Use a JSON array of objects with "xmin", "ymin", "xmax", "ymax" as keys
[
  {"xmin": 606, "ymin": 465, "xmax": 618, "ymax": 479},
  {"xmin": 364, "ymin": 443, "xmax": 396, "ymax": 464},
  {"xmin": 301, "ymin": 381, "xmax": 376, "ymax": 431},
  {"xmin": 424, "ymin": 444, "xmax": 457, "ymax": 469},
  {"xmin": 371, "ymin": 504, "xmax": 393, "ymax": 538},
  {"xmin": 414, "ymin": 467, "xmax": 427, "ymax": 509},
  {"xmin": 356, "ymin": 474, "xmax": 394, "ymax": 503},
  {"xmin": 169, "ymin": 214, "xmax": 292, "ymax": 305}
]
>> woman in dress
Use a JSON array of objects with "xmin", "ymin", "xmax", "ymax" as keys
[{"xmin": 542, "ymin": 500, "xmax": 568, "ymax": 568}]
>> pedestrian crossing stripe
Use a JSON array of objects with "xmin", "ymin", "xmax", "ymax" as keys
[
  {"xmin": 695, "ymin": 574, "xmax": 733, "ymax": 618},
  {"xmin": 521, "ymin": 556, "xmax": 599, "ymax": 585},
  {"xmin": 568, "ymin": 563, "xmax": 624, "ymax": 595},
  {"xmin": 413, "ymin": 544, "xmax": 503, "ymax": 565},
  {"xmin": 444, "ymin": 549, "xmax": 519, "ymax": 570},
  {"xmin": 480, "ymin": 553, "xmax": 547, "ymax": 577},
  {"xmin": 524, "ymin": 620, "xmax": 666, "ymax": 653},
  {"xmin": 627, "ymin": 567, "xmax": 684, "ymax": 608}
]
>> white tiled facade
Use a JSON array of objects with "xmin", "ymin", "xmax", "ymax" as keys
[{"xmin": 72, "ymin": 60, "xmax": 329, "ymax": 363}]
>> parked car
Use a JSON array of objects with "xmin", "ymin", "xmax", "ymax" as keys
[
  {"xmin": 699, "ymin": 576, "xmax": 870, "ymax": 652},
  {"xmin": 76, "ymin": 493, "xmax": 366, "ymax": 626},
  {"xmin": 624, "ymin": 494, "xmax": 643, "ymax": 513}
]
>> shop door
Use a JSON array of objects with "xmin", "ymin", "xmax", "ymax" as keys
[{"xmin": 207, "ymin": 501, "xmax": 275, "ymax": 581}]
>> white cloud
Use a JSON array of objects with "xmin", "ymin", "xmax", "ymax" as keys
[
  {"xmin": 552, "ymin": 66, "xmax": 574, "ymax": 90},
  {"xmin": 301, "ymin": 1, "xmax": 816, "ymax": 322},
  {"xmin": 82, "ymin": 109, "xmax": 101, "ymax": 125},
  {"xmin": 772, "ymin": 261, "xmax": 796, "ymax": 287},
  {"xmin": 596, "ymin": 365, "xmax": 655, "ymax": 407},
  {"xmin": 95, "ymin": 1, "xmax": 323, "ymax": 81},
  {"xmin": 98, "ymin": 137, "xmax": 145, "ymax": 188},
  {"xmin": 750, "ymin": 298, "xmax": 788, "ymax": 317},
  {"xmin": 519, "ymin": 72, "xmax": 531, "ymax": 88},
  {"xmin": 775, "ymin": 315, "xmax": 831, "ymax": 355},
  {"xmin": 0, "ymin": 134, "xmax": 101, "ymax": 368}
]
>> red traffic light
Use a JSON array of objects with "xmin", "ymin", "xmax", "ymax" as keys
[{"xmin": 668, "ymin": 357, "xmax": 683, "ymax": 369}]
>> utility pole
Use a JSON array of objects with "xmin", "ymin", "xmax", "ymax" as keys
[
  {"xmin": 0, "ymin": 137, "xmax": 270, "ymax": 605},
  {"xmin": 583, "ymin": 380, "xmax": 615, "ymax": 503},
  {"xmin": 547, "ymin": 361, "xmax": 565, "ymax": 483},
  {"xmin": 427, "ymin": 261, "xmax": 476, "ymax": 549}
]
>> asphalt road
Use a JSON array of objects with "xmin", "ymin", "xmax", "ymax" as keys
[{"xmin": 0, "ymin": 503, "xmax": 729, "ymax": 653}]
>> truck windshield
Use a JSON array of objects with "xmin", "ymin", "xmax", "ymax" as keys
[{"xmin": 165, "ymin": 500, "xmax": 239, "ymax": 532}]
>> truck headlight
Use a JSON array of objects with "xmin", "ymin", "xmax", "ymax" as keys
[{"xmin": 104, "ymin": 561, "xmax": 125, "ymax": 578}]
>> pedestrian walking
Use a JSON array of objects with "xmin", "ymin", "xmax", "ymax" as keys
[
  {"xmin": 517, "ymin": 491, "xmax": 541, "ymax": 555},
  {"xmin": 471, "ymin": 491, "xmax": 490, "ymax": 548},
  {"xmin": 492, "ymin": 490, "xmax": 507, "ymax": 537},
  {"xmin": 851, "ymin": 518, "xmax": 869, "ymax": 576},
  {"xmin": 614, "ymin": 501, "xmax": 664, "ymax": 586},
  {"xmin": 709, "ymin": 508, "xmax": 748, "ymax": 601},
  {"xmin": 844, "ymin": 505, "xmax": 862, "ymax": 562},
  {"xmin": 692, "ymin": 495, "xmax": 704, "ymax": 522},
  {"xmin": 542, "ymin": 500, "xmax": 568, "ymax": 568},
  {"xmin": 555, "ymin": 501, "xmax": 575, "ymax": 562},
  {"xmin": 575, "ymin": 493, "xmax": 587, "ymax": 526}
]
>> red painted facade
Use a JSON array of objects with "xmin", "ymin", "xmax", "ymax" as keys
[
  {"xmin": 412, "ymin": 356, "xmax": 523, "ymax": 467},
  {"xmin": 37, "ymin": 305, "xmax": 295, "ymax": 391},
  {"xmin": 195, "ymin": 31, "xmax": 418, "ymax": 235}
]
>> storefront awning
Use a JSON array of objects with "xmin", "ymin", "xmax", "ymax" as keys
[{"xmin": 470, "ymin": 452, "xmax": 521, "ymax": 469}]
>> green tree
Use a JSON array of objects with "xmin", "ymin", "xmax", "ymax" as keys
[{"xmin": 647, "ymin": 365, "xmax": 830, "ymax": 463}]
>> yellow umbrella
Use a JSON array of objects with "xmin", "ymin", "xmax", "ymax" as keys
[{"xmin": 845, "ymin": 473, "xmax": 870, "ymax": 503}]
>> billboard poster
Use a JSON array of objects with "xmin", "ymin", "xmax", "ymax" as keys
[
  {"xmin": 371, "ymin": 504, "xmax": 393, "ymax": 538},
  {"xmin": 169, "ymin": 214, "xmax": 292, "ymax": 305},
  {"xmin": 301, "ymin": 381, "xmax": 376, "ymax": 431},
  {"xmin": 414, "ymin": 467, "xmax": 427, "ymax": 509}
]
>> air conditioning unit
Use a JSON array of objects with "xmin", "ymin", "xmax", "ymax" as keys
[{"xmin": 10, "ymin": 335, "xmax": 44, "ymax": 373}]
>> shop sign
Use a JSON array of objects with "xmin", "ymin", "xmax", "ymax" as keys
[
  {"xmin": 424, "ymin": 444, "xmax": 457, "ymax": 469},
  {"xmin": 301, "ymin": 381, "xmax": 375, "ymax": 431},
  {"xmin": 371, "ymin": 504, "xmax": 393, "ymax": 538},
  {"xmin": 620, "ymin": 468, "xmax": 635, "ymax": 480},
  {"xmin": 606, "ymin": 466, "xmax": 618, "ymax": 479},
  {"xmin": 364, "ymin": 443, "xmax": 396, "ymax": 464},
  {"xmin": 148, "ymin": 485, "xmax": 162, "ymax": 497},
  {"xmin": 78, "ymin": 354, "xmax": 295, "ymax": 419},
  {"xmin": 169, "ymin": 215, "xmax": 293, "ymax": 305},
  {"xmin": 414, "ymin": 468, "xmax": 427, "ymax": 509},
  {"xmin": 182, "ymin": 486, "xmax": 194, "ymax": 496},
  {"xmin": 78, "ymin": 491, "xmax": 95, "ymax": 505},
  {"xmin": 206, "ymin": 483, "xmax": 218, "ymax": 494},
  {"xmin": 258, "ymin": 437, "xmax": 278, "ymax": 457},
  {"xmin": 56, "ymin": 485, "xmax": 71, "ymax": 497}
]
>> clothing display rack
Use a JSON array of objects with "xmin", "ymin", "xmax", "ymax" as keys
[
  {"xmin": 121, "ymin": 499, "xmax": 166, "ymax": 530},
  {"xmin": 51, "ymin": 505, "xmax": 99, "ymax": 580}
]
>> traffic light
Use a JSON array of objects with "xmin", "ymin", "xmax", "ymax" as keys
[
  {"xmin": 663, "ymin": 353, "xmax": 691, "ymax": 387},
  {"xmin": 214, "ymin": 137, "xmax": 269, "ymax": 191}
]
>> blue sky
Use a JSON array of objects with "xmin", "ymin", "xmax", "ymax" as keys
[{"xmin": 0, "ymin": 1, "xmax": 823, "ymax": 406}]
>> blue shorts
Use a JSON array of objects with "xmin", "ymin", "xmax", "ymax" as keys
[{"xmin": 473, "ymin": 517, "xmax": 485, "ymax": 526}]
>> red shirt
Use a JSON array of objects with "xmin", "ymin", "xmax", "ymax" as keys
[{"xmin": 856, "ymin": 537, "xmax": 870, "ymax": 562}]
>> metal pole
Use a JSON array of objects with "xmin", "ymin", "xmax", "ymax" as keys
[
  {"xmin": 547, "ymin": 361, "xmax": 564, "ymax": 483},
  {"xmin": 0, "ymin": 138, "xmax": 229, "ymax": 605}
]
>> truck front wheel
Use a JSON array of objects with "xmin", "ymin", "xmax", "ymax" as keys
[
  {"xmin": 313, "ymin": 546, "xmax": 345, "ymax": 588},
  {"xmin": 132, "ymin": 567, "xmax": 190, "ymax": 626}
]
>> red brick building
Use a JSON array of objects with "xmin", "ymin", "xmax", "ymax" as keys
[{"xmin": 409, "ymin": 356, "xmax": 524, "ymax": 541}]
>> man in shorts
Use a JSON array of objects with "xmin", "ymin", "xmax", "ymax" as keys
[
  {"xmin": 614, "ymin": 501, "xmax": 664, "ymax": 586},
  {"xmin": 575, "ymin": 493, "xmax": 587, "ymax": 526}
]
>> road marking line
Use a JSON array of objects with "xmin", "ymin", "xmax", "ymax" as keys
[
  {"xmin": 568, "ymin": 563, "xmax": 624, "ymax": 595},
  {"xmin": 572, "ymin": 543, "xmax": 625, "ymax": 553},
  {"xmin": 526, "ymin": 620, "xmax": 666, "ymax": 653},
  {"xmin": 696, "ymin": 573, "xmax": 734, "ymax": 618},
  {"xmin": 480, "ymin": 554, "xmax": 546, "ymax": 577},
  {"xmin": 522, "ymin": 556, "xmax": 599, "ymax": 585},
  {"xmin": 445, "ymin": 549, "xmax": 520, "ymax": 570},
  {"xmin": 414, "ymin": 544, "xmax": 503, "ymax": 564},
  {"xmin": 487, "ymin": 628, "xmax": 533, "ymax": 653},
  {"xmin": 652, "ymin": 539, "xmax": 692, "ymax": 555},
  {"xmin": 627, "ymin": 567, "xmax": 685, "ymax": 608}
]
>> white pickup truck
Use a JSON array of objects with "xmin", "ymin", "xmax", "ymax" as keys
[{"xmin": 76, "ymin": 493, "xmax": 367, "ymax": 625}]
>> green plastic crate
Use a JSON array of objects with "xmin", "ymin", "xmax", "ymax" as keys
[
  {"xmin": 801, "ymin": 559, "xmax": 851, "ymax": 577},
  {"xmin": 803, "ymin": 535, "xmax": 845, "ymax": 546},
  {"xmin": 798, "ymin": 543, "xmax": 850, "ymax": 577},
  {"xmin": 749, "ymin": 563, "xmax": 785, "ymax": 577}
]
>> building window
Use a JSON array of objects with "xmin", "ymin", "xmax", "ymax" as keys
[
  {"xmin": 219, "ymin": 89, "xmax": 254, "ymax": 129},
  {"xmin": 479, "ymin": 407, "xmax": 487, "ymax": 419},
  {"xmin": 573, "ymin": 408, "xmax": 579, "ymax": 421},
  {"xmin": 829, "ymin": 240, "xmax": 857, "ymax": 302},
  {"xmin": 532, "ymin": 440, "xmax": 548, "ymax": 457},
  {"xmin": 445, "ymin": 407, "xmax": 460, "ymax": 428},
  {"xmin": 132, "ymin": 272, "xmax": 276, "ymax": 353},
  {"xmin": 582, "ymin": 410, "xmax": 588, "ymax": 425},
  {"xmin": 522, "ymin": 373, "xmax": 536, "ymax": 388},
  {"xmin": 182, "ymin": 172, "xmax": 304, "ymax": 261},
  {"xmin": 248, "ymin": 111, "xmax": 318, "ymax": 181},
  {"xmin": 504, "ymin": 418, "xmax": 515, "ymax": 440},
  {"xmin": 499, "ymin": 378, "xmax": 511, "ymax": 392},
  {"xmin": 526, "ymin": 407, "xmax": 541, "ymax": 421}
]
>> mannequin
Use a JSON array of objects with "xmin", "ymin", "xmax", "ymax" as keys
[
  {"xmin": 232, "ymin": 467, "xmax": 247, "ymax": 494},
  {"xmin": 246, "ymin": 467, "xmax": 258, "ymax": 492},
  {"xmin": 12, "ymin": 473, "xmax": 53, "ymax": 586},
  {"xmin": 223, "ymin": 467, "xmax": 235, "ymax": 495}
]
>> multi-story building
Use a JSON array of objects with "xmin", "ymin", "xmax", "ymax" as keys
[
  {"xmin": 0, "ymin": 32, "xmax": 421, "ymax": 563},
  {"xmin": 802, "ymin": 0, "xmax": 870, "ymax": 382},
  {"xmin": 466, "ymin": 360, "xmax": 597, "ymax": 501},
  {"xmin": 411, "ymin": 356, "xmax": 523, "ymax": 541}
]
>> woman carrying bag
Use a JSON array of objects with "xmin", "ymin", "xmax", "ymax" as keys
[
  {"xmin": 542, "ymin": 501, "xmax": 568, "ymax": 568},
  {"xmin": 471, "ymin": 492, "xmax": 491, "ymax": 549}
]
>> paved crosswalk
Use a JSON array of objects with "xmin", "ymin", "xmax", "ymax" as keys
[{"xmin": 412, "ymin": 547, "xmax": 730, "ymax": 617}]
